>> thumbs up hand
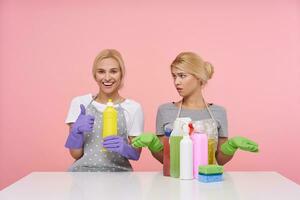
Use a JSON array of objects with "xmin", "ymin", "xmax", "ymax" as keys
[
  {"xmin": 72, "ymin": 104, "xmax": 95, "ymax": 133},
  {"xmin": 65, "ymin": 104, "xmax": 95, "ymax": 149}
]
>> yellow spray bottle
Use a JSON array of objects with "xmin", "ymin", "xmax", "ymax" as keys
[{"xmin": 102, "ymin": 99, "xmax": 118, "ymax": 150}]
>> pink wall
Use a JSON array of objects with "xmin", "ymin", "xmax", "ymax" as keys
[{"xmin": 1, "ymin": 0, "xmax": 300, "ymax": 189}]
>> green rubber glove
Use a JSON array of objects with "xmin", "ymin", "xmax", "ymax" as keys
[
  {"xmin": 221, "ymin": 136, "xmax": 259, "ymax": 156},
  {"xmin": 131, "ymin": 132, "xmax": 163, "ymax": 153}
]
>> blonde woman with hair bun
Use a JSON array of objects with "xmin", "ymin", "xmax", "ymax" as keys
[{"xmin": 132, "ymin": 51, "xmax": 259, "ymax": 166}]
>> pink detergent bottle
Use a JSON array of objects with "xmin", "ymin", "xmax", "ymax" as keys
[{"xmin": 191, "ymin": 122, "xmax": 208, "ymax": 179}]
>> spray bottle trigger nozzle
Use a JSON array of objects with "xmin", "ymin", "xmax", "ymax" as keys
[{"xmin": 188, "ymin": 123, "xmax": 194, "ymax": 135}]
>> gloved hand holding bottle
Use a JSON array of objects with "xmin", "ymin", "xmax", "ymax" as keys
[
  {"xmin": 131, "ymin": 132, "xmax": 163, "ymax": 153},
  {"xmin": 102, "ymin": 136, "xmax": 140, "ymax": 160},
  {"xmin": 221, "ymin": 136, "xmax": 259, "ymax": 156},
  {"xmin": 65, "ymin": 104, "xmax": 95, "ymax": 149}
]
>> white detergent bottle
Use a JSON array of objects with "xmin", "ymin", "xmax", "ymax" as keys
[{"xmin": 180, "ymin": 123, "xmax": 193, "ymax": 180}]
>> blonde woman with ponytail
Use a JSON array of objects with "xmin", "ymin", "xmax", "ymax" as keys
[{"xmin": 132, "ymin": 52, "xmax": 258, "ymax": 166}]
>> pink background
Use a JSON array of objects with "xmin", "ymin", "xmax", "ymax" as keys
[{"xmin": 1, "ymin": 0, "xmax": 300, "ymax": 189}]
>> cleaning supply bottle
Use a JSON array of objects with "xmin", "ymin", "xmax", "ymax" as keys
[
  {"xmin": 170, "ymin": 135, "xmax": 182, "ymax": 178},
  {"xmin": 102, "ymin": 99, "xmax": 118, "ymax": 139},
  {"xmin": 208, "ymin": 139, "xmax": 216, "ymax": 164},
  {"xmin": 191, "ymin": 122, "xmax": 208, "ymax": 179},
  {"xmin": 163, "ymin": 123, "xmax": 173, "ymax": 176},
  {"xmin": 180, "ymin": 124, "xmax": 193, "ymax": 180},
  {"xmin": 170, "ymin": 118, "xmax": 191, "ymax": 178},
  {"xmin": 207, "ymin": 125, "xmax": 217, "ymax": 165}
]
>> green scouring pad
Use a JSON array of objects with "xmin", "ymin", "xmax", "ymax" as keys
[{"xmin": 198, "ymin": 165, "xmax": 224, "ymax": 175}]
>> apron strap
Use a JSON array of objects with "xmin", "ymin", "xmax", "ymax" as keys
[
  {"xmin": 176, "ymin": 100, "xmax": 182, "ymax": 118},
  {"xmin": 88, "ymin": 95, "xmax": 98, "ymax": 106},
  {"xmin": 204, "ymin": 101, "xmax": 216, "ymax": 122}
]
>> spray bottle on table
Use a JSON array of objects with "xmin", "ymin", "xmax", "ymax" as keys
[{"xmin": 180, "ymin": 123, "xmax": 193, "ymax": 180}]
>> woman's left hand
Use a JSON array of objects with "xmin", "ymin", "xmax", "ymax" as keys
[
  {"xmin": 221, "ymin": 136, "xmax": 259, "ymax": 156},
  {"xmin": 102, "ymin": 136, "xmax": 140, "ymax": 160}
]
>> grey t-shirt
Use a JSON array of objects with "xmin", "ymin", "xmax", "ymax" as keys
[{"xmin": 156, "ymin": 102, "xmax": 228, "ymax": 137}]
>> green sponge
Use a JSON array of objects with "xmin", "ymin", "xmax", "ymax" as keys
[{"xmin": 198, "ymin": 165, "xmax": 224, "ymax": 175}]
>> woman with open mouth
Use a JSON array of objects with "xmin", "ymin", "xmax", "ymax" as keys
[{"xmin": 64, "ymin": 49, "xmax": 144, "ymax": 172}]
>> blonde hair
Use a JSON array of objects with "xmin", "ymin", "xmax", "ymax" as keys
[
  {"xmin": 171, "ymin": 52, "xmax": 214, "ymax": 85},
  {"xmin": 92, "ymin": 49, "xmax": 126, "ymax": 87}
]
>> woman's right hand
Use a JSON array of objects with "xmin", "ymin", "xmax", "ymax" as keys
[
  {"xmin": 65, "ymin": 104, "xmax": 95, "ymax": 149},
  {"xmin": 72, "ymin": 104, "xmax": 95, "ymax": 134}
]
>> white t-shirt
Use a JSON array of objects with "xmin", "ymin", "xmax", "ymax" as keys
[{"xmin": 65, "ymin": 94, "xmax": 144, "ymax": 136}]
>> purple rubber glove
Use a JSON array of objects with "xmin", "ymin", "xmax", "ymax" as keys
[
  {"xmin": 65, "ymin": 104, "xmax": 95, "ymax": 149},
  {"xmin": 102, "ymin": 136, "xmax": 140, "ymax": 160}
]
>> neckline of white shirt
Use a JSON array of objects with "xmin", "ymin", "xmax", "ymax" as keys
[{"xmin": 88, "ymin": 93, "xmax": 129, "ymax": 107}]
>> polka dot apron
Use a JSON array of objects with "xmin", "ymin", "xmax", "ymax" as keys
[{"xmin": 68, "ymin": 98, "xmax": 133, "ymax": 172}]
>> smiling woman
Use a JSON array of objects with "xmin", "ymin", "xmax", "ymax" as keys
[
  {"xmin": 92, "ymin": 49, "xmax": 126, "ymax": 93},
  {"xmin": 95, "ymin": 58, "xmax": 122, "ymax": 93},
  {"xmin": 64, "ymin": 49, "xmax": 144, "ymax": 172}
]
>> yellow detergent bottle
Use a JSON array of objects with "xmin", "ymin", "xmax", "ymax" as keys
[{"xmin": 102, "ymin": 99, "xmax": 118, "ymax": 144}]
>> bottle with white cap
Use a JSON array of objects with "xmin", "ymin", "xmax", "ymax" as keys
[{"xmin": 180, "ymin": 123, "xmax": 193, "ymax": 180}]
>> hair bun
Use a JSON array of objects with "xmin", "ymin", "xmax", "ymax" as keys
[{"xmin": 204, "ymin": 62, "xmax": 214, "ymax": 79}]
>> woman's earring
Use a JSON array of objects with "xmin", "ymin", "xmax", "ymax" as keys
[
  {"xmin": 199, "ymin": 79, "xmax": 203, "ymax": 85},
  {"xmin": 199, "ymin": 80, "xmax": 205, "ymax": 89}
]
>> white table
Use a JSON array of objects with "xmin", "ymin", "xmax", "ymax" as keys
[{"xmin": 1, "ymin": 172, "xmax": 300, "ymax": 200}]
